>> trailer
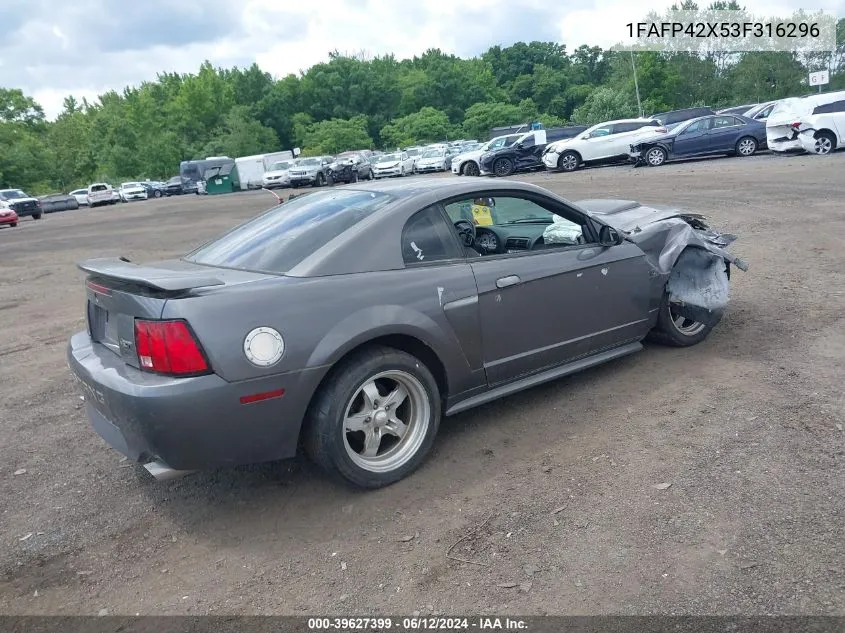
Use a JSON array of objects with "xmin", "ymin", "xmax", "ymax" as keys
[{"xmin": 233, "ymin": 155, "xmax": 267, "ymax": 190}]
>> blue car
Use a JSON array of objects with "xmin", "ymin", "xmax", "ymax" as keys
[{"xmin": 630, "ymin": 114, "xmax": 768, "ymax": 167}]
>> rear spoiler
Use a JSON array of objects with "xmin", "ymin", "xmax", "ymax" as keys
[{"xmin": 78, "ymin": 258, "xmax": 224, "ymax": 292}]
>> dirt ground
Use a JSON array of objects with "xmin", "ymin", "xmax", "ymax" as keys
[{"xmin": 0, "ymin": 154, "xmax": 843, "ymax": 616}]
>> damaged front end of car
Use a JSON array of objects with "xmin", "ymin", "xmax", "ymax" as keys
[
  {"xmin": 580, "ymin": 200, "xmax": 748, "ymax": 327},
  {"xmin": 630, "ymin": 212, "xmax": 748, "ymax": 326}
]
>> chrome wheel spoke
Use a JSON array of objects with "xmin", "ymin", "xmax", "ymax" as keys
[
  {"xmin": 361, "ymin": 381, "xmax": 381, "ymax": 409},
  {"xmin": 345, "ymin": 412, "xmax": 370, "ymax": 433},
  {"xmin": 383, "ymin": 384, "xmax": 408, "ymax": 410},
  {"xmin": 362, "ymin": 427, "xmax": 383, "ymax": 457},
  {"xmin": 384, "ymin": 415, "xmax": 408, "ymax": 439}
]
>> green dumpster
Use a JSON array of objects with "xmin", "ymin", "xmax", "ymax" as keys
[{"xmin": 203, "ymin": 163, "xmax": 238, "ymax": 195}]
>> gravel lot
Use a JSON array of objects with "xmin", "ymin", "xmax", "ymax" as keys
[{"xmin": 1, "ymin": 154, "xmax": 843, "ymax": 615}]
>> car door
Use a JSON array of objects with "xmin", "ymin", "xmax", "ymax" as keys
[
  {"xmin": 706, "ymin": 115, "xmax": 744, "ymax": 152},
  {"xmin": 672, "ymin": 118, "xmax": 713, "ymax": 156},
  {"xmin": 811, "ymin": 98, "xmax": 845, "ymax": 142},
  {"xmin": 443, "ymin": 192, "xmax": 652, "ymax": 386}
]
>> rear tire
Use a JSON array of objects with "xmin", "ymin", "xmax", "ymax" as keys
[
  {"xmin": 367, "ymin": 169, "xmax": 374, "ymax": 180},
  {"xmin": 493, "ymin": 157, "xmax": 514, "ymax": 177},
  {"xmin": 351, "ymin": 171, "xmax": 359, "ymax": 183},
  {"xmin": 9, "ymin": 222, "xmax": 17, "ymax": 228},
  {"xmin": 303, "ymin": 346, "xmax": 441, "ymax": 489},
  {"xmin": 647, "ymin": 289, "xmax": 718, "ymax": 347},
  {"xmin": 812, "ymin": 130, "xmax": 836, "ymax": 155},
  {"xmin": 33, "ymin": 213, "xmax": 42, "ymax": 220},
  {"xmin": 735, "ymin": 136, "xmax": 757, "ymax": 157},
  {"xmin": 153, "ymin": 190, "xmax": 162, "ymax": 198}
]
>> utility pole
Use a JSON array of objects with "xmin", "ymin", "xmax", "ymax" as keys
[{"xmin": 631, "ymin": 50, "xmax": 643, "ymax": 118}]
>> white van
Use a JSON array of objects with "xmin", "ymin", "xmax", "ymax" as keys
[{"xmin": 766, "ymin": 91, "xmax": 845, "ymax": 154}]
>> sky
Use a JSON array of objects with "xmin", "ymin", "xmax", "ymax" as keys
[{"xmin": 2, "ymin": 0, "xmax": 842, "ymax": 119}]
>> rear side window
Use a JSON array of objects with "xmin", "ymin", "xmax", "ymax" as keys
[
  {"xmin": 713, "ymin": 116, "xmax": 742, "ymax": 128},
  {"xmin": 401, "ymin": 206, "xmax": 460, "ymax": 265},
  {"xmin": 90, "ymin": 185, "xmax": 107, "ymax": 192},
  {"xmin": 813, "ymin": 100, "xmax": 845, "ymax": 114},
  {"xmin": 186, "ymin": 190, "xmax": 394, "ymax": 274},
  {"xmin": 615, "ymin": 122, "xmax": 651, "ymax": 133}
]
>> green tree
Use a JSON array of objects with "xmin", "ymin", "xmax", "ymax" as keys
[
  {"xmin": 571, "ymin": 87, "xmax": 637, "ymax": 125},
  {"xmin": 302, "ymin": 115, "xmax": 373, "ymax": 154},
  {"xmin": 380, "ymin": 107, "xmax": 455, "ymax": 147},
  {"xmin": 201, "ymin": 105, "xmax": 280, "ymax": 158},
  {"xmin": 461, "ymin": 101, "xmax": 525, "ymax": 139}
]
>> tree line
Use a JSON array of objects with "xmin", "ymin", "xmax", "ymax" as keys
[{"xmin": 0, "ymin": 10, "xmax": 842, "ymax": 194}]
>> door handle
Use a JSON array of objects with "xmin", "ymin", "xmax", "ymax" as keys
[{"xmin": 496, "ymin": 275, "xmax": 521, "ymax": 289}]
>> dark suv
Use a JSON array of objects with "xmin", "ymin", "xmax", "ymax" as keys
[
  {"xmin": 327, "ymin": 152, "xmax": 374, "ymax": 183},
  {"xmin": 479, "ymin": 126, "xmax": 588, "ymax": 177},
  {"xmin": 649, "ymin": 107, "xmax": 715, "ymax": 127}
]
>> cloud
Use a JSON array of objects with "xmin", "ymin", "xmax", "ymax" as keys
[{"xmin": 0, "ymin": 0, "xmax": 841, "ymax": 119}]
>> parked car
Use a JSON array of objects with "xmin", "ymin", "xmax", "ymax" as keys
[
  {"xmin": 118, "ymin": 182, "xmax": 149, "ymax": 202},
  {"xmin": 372, "ymin": 152, "xmax": 416, "ymax": 178},
  {"xmin": 0, "ymin": 207, "xmax": 18, "ymax": 228},
  {"xmin": 403, "ymin": 146, "xmax": 424, "ymax": 171},
  {"xmin": 649, "ymin": 107, "xmax": 716, "ymax": 127},
  {"xmin": 70, "ymin": 189, "xmax": 90, "ymax": 206},
  {"xmin": 451, "ymin": 134, "xmax": 522, "ymax": 176},
  {"xmin": 542, "ymin": 119, "xmax": 666, "ymax": 172},
  {"xmin": 262, "ymin": 159, "xmax": 296, "ymax": 189},
  {"xmin": 87, "ymin": 183, "xmax": 118, "ymax": 207},
  {"xmin": 289, "ymin": 156, "xmax": 334, "ymax": 187},
  {"xmin": 479, "ymin": 126, "xmax": 589, "ymax": 176},
  {"xmin": 717, "ymin": 104, "xmax": 757, "ymax": 116},
  {"xmin": 766, "ymin": 90, "xmax": 845, "ymax": 155},
  {"xmin": 743, "ymin": 101, "xmax": 778, "ymax": 123},
  {"xmin": 67, "ymin": 179, "xmax": 746, "ymax": 488},
  {"xmin": 139, "ymin": 182, "xmax": 166, "ymax": 199},
  {"xmin": 328, "ymin": 152, "xmax": 374, "ymax": 184},
  {"xmin": 39, "ymin": 193, "xmax": 79, "ymax": 213},
  {"xmin": 414, "ymin": 148, "xmax": 450, "ymax": 173},
  {"xmin": 163, "ymin": 176, "xmax": 196, "ymax": 196},
  {"xmin": 0, "ymin": 189, "xmax": 43, "ymax": 219},
  {"xmin": 630, "ymin": 114, "xmax": 767, "ymax": 166}
]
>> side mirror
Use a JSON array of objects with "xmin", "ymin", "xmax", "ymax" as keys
[
  {"xmin": 598, "ymin": 225, "xmax": 623, "ymax": 247},
  {"xmin": 514, "ymin": 142, "xmax": 523, "ymax": 149}
]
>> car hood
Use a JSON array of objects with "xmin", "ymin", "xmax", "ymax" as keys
[
  {"xmin": 418, "ymin": 157, "xmax": 444, "ymax": 164},
  {"xmin": 375, "ymin": 162, "xmax": 399, "ymax": 168},
  {"xmin": 264, "ymin": 169, "xmax": 290, "ymax": 178},
  {"xmin": 2, "ymin": 196, "xmax": 38, "ymax": 204},
  {"xmin": 455, "ymin": 149, "xmax": 485, "ymax": 161},
  {"xmin": 122, "ymin": 187, "xmax": 145, "ymax": 193}
]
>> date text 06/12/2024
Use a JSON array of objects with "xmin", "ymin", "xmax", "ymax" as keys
[{"xmin": 307, "ymin": 617, "xmax": 529, "ymax": 630}]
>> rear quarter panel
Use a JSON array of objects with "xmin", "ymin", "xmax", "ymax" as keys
[{"xmin": 161, "ymin": 266, "xmax": 484, "ymax": 396}]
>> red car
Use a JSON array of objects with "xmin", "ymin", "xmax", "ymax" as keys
[{"xmin": 0, "ymin": 208, "xmax": 18, "ymax": 228}]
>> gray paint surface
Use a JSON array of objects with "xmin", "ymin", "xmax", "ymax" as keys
[{"xmin": 67, "ymin": 179, "xmax": 746, "ymax": 471}]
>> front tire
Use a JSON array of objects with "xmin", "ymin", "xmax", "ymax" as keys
[
  {"xmin": 33, "ymin": 213, "xmax": 42, "ymax": 220},
  {"xmin": 735, "ymin": 136, "xmax": 757, "ymax": 157},
  {"xmin": 316, "ymin": 173, "xmax": 326, "ymax": 187},
  {"xmin": 367, "ymin": 169, "xmax": 374, "ymax": 180},
  {"xmin": 558, "ymin": 151, "xmax": 580, "ymax": 172},
  {"xmin": 9, "ymin": 222, "xmax": 17, "ymax": 228},
  {"xmin": 645, "ymin": 146, "xmax": 668, "ymax": 167},
  {"xmin": 304, "ymin": 346, "xmax": 441, "ymax": 489},
  {"xmin": 462, "ymin": 161, "xmax": 480, "ymax": 176},
  {"xmin": 647, "ymin": 289, "xmax": 718, "ymax": 347},
  {"xmin": 493, "ymin": 157, "xmax": 514, "ymax": 177},
  {"xmin": 153, "ymin": 190, "xmax": 162, "ymax": 198}
]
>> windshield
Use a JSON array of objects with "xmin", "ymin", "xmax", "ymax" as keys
[
  {"xmin": 90, "ymin": 184, "xmax": 108, "ymax": 192},
  {"xmin": 186, "ymin": 190, "xmax": 394, "ymax": 274},
  {"xmin": 421, "ymin": 149, "xmax": 444, "ymax": 158},
  {"xmin": 405, "ymin": 148, "xmax": 421, "ymax": 156},
  {"xmin": 379, "ymin": 153, "xmax": 400, "ymax": 163},
  {"xmin": 0, "ymin": 189, "xmax": 29, "ymax": 200},
  {"xmin": 297, "ymin": 158, "xmax": 320, "ymax": 167},
  {"xmin": 269, "ymin": 161, "xmax": 293, "ymax": 171}
]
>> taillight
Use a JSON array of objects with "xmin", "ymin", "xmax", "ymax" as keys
[
  {"xmin": 134, "ymin": 319, "xmax": 210, "ymax": 376},
  {"xmin": 790, "ymin": 122, "xmax": 802, "ymax": 129},
  {"xmin": 656, "ymin": 127, "xmax": 668, "ymax": 133}
]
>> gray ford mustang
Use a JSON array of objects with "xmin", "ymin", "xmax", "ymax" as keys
[{"xmin": 68, "ymin": 179, "xmax": 747, "ymax": 488}]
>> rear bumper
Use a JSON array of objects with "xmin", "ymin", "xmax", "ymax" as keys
[{"xmin": 67, "ymin": 331, "xmax": 324, "ymax": 470}]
